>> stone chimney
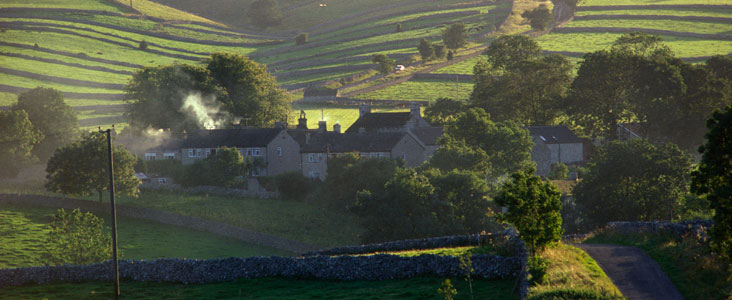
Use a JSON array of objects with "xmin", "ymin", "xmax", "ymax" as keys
[
  {"xmin": 297, "ymin": 110, "xmax": 308, "ymax": 129},
  {"xmin": 359, "ymin": 103, "xmax": 371, "ymax": 117},
  {"xmin": 333, "ymin": 123, "xmax": 341, "ymax": 134},
  {"xmin": 318, "ymin": 121, "xmax": 327, "ymax": 133}
]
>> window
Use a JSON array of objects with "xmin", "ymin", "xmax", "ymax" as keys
[
  {"xmin": 369, "ymin": 152, "xmax": 377, "ymax": 158},
  {"xmin": 254, "ymin": 148, "xmax": 261, "ymax": 156},
  {"xmin": 188, "ymin": 149, "xmax": 194, "ymax": 157},
  {"xmin": 196, "ymin": 149, "xmax": 202, "ymax": 157},
  {"xmin": 308, "ymin": 153, "xmax": 316, "ymax": 163},
  {"xmin": 157, "ymin": 178, "xmax": 167, "ymax": 184},
  {"xmin": 246, "ymin": 148, "xmax": 252, "ymax": 156},
  {"xmin": 378, "ymin": 152, "xmax": 385, "ymax": 158},
  {"xmin": 164, "ymin": 153, "xmax": 176, "ymax": 159},
  {"xmin": 205, "ymin": 149, "xmax": 211, "ymax": 156},
  {"xmin": 401, "ymin": 152, "xmax": 407, "ymax": 160},
  {"xmin": 276, "ymin": 147, "xmax": 282, "ymax": 157},
  {"xmin": 144, "ymin": 153, "xmax": 156, "ymax": 161}
]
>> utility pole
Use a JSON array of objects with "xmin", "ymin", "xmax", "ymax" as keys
[
  {"xmin": 101, "ymin": 127, "xmax": 120, "ymax": 300},
  {"xmin": 456, "ymin": 74, "xmax": 459, "ymax": 101}
]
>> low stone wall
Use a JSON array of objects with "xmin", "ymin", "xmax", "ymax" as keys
[
  {"xmin": 0, "ymin": 253, "xmax": 519, "ymax": 287},
  {"xmin": 605, "ymin": 220, "xmax": 712, "ymax": 243}
]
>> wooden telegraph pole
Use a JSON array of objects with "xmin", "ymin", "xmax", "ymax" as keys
[{"xmin": 101, "ymin": 127, "xmax": 120, "ymax": 300}]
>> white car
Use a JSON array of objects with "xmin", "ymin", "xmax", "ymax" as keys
[{"xmin": 394, "ymin": 65, "xmax": 405, "ymax": 72}]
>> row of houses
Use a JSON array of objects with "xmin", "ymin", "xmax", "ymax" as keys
[{"xmin": 136, "ymin": 103, "xmax": 585, "ymax": 181}]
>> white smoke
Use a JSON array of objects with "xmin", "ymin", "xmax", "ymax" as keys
[{"xmin": 180, "ymin": 92, "xmax": 226, "ymax": 130}]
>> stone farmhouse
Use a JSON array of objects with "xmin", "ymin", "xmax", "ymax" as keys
[{"xmin": 528, "ymin": 126, "xmax": 585, "ymax": 176}]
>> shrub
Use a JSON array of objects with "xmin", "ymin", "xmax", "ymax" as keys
[
  {"xmin": 433, "ymin": 44, "xmax": 447, "ymax": 59},
  {"xmin": 43, "ymin": 208, "xmax": 112, "ymax": 266},
  {"xmin": 139, "ymin": 40, "xmax": 149, "ymax": 50},
  {"xmin": 295, "ymin": 33, "xmax": 308, "ymax": 45},
  {"xmin": 447, "ymin": 51, "xmax": 454, "ymax": 61},
  {"xmin": 274, "ymin": 171, "xmax": 313, "ymax": 201},
  {"xmin": 547, "ymin": 162, "xmax": 568, "ymax": 180},
  {"xmin": 396, "ymin": 23, "xmax": 403, "ymax": 32},
  {"xmin": 529, "ymin": 256, "xmax": 549, "ymax": 285}
]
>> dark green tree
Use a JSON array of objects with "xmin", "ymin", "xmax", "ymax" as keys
[
  {"xmin": 443, "ymin": 23, "xmax": 468, "ymax": 50},
  {"xmin": 423, "ymin": 97, "xmax": 467, "ymax": 125},
  {"xmin": 46, "ymin": 132, "xmax": 141, "ymax": 202},
  {"xmin": 521, "ymin": 5, "xmax": 553, "ymax": 31},
  {"xmin": 433, "ymin": 44, "xmax": 447, "ymax": 59},
  {"xmin": 481, "ymin": 35, "xmax": 542, "ymax": 74},
  {"xmin": 248, "ymin": 0, "xmax": 283, "ymax": 29},
  {"xmin": 692, "ymin": 105, "xmax": 732, "ymax": 266},
  {"xmin": 425, "ymin": 141, "xmax": 493, "ymax": 176},
  {"xmin": 372, "ymin": 54, "xmax": 396, "ymax": 75},
  {"xmin": 125, "ymin": 64, "xmax": 222, "ymax": 137},
  {"xmin": 206, "ymin": 52, "xmax": 292, "ymax": 127},
  {"xmin": 418, "ymin": 38, "xmax": 434, "ymax": 61},
  {"xmin": 439, "ymin": 108, "xmax": 534, "ymax": 177},
  {"xmin": 573, "ymin": 139, "xmax": 692, "ymax": 228},
  {"xmin": 295, "ymin": 33, "xmax": 308, "ymax": 45},
  {"xmin": 495, "ymin": 168, "xmax": 563, "ymax": 253},
  {"xmin": 472, "ymin": 54, "xmax": 572, "ymax": 125},
  {"xmin": 323, "ymin": 154, "xmax": 402, "ymax": 208},
  {"xmin": 43, "ymin": 208, "xmax": 112, "ymax": 266},
  {"xmin": 0, "ymin": 110, "xmax": 42, "ymax": 178},
  {"xmin": 274, "ymin": 171, "xmax": 312, "ymax": 201},
  {"xmin": 180, "ymin": 147, "xmax": 253, "ymax": 188},
  {"xmin": 13, "ymin": 87, "xmax": 79, "ymax": 161},
  {"xmin": 426, "ymin": 169, "xmax": 494, "ymax": 234}
]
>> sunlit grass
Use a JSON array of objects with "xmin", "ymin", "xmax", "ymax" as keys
[
  {"xmin": 582, "ymin": 0, "xmax": 731, "ymax": 5},
  {"xmin": 563, "ymin": 19, "xmax": 732, "ymax": 35},
  {"xmin": 291, "ymin": 104, "xmax": 409, "ymax": 130},
  {"xmin": 360, "ymin": 78, "xmax": 474, "ymax": 102},
  {"xmin": 0, "ymin": 204, "xmax": 290, "ymax": 269},
  {"xmin": 433, "ymin": 56, "xmax": 481, "ymax": 74},
  {"xmin": 528, "ymin": 243, "xmax": 624, "ymax": 300},
  {"xmin": 576, "ymin": 8, "xmax": 732, "ymax": 18},
  {"xmin": 111, "ymin": 0, "xmax": 225, "ymax": 26}
]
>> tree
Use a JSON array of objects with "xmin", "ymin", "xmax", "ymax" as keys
[
  {"xmin": 248, "ymin": 0, "xmax": 283, "ymax": 29},
  {"xmin": 495, "ymin": 168, "xmax": 563, "ymax": 253},
  {"xmin": 43, "ymin": 208, "xmax": 112, "ymax": 266},
  {"xmin": 439, "ymin": 108, "xmax": 534, "ymax": 177},
  {"xmin": 447, "ymin": 51, "xmax": 454, "ymax": 61},
  {"xmin": 295, "ymin": 33, "xmax": 308, "ymax": 45},
  {"xmin": 425, "ymin": 141, "xmax": 493, "ymax": 176},
  {"xmin": 125, "ymin": 64, "xmax": 222, "ymax": 137},
  {"xmin": 372, "ymin": 54, "xmax": 395, "ymax": 75},
  {"xmin": 206, "ymin": 52, "xmax": 292, "ymax": 127},
  {"xmin": 13, "ymin": 87, "xmax": 79, "ymax": 161},
  {"xmin": 433, "ymin": 44, "xmax": 447, "ymax": 59},
  {"xmin": 443, "ymin": 23, "xmax": 468, "ymax": 50},
  {"xmin": 521, "ymin": 5, "xmax": 553, "ymax": 31},
  {"xmin": 692, "ymin": 105, "xmax": 732, "ymax": 266},
  {"xmin": 426, "ymin": 169, "xmax": 494, "ymax": 234},
  {"xmin": 0, "ymin": 110, "xmax": 42, "ymax": 178},
  {"xmin": 418, "ymin": 38, "xmax": 435, "ymax": 61},
  {"xmin": 573, "ymin": 139, "xmax": 692, "ymax": 228},
  {"xmin": 424, "ymin": 97, "xmax": 468, "ymax": 125},
  {"xmin": 46, "ymin": 132, "xmax": 141, "ymax": 202},
  {"xmin": 472, "ymin": 54, "xmax": 572, "ymax": 125},
  {"xmin": 482, "ymin": 35, "xmax": 542, "ymax": 74},
  {"xmin": 180, "ymin": 147, "xmax": 253, "ymax": 188},
  {"xmin": 396, "ymin": 23, "xmax": 403, "ymax": 32},
  {"xmin": 322, "ymin": 154, "xmax": 402, "ymax": 208},
  {"xmin": 138, "ymin": 40, "xmax": 148, "ymax": 50}
]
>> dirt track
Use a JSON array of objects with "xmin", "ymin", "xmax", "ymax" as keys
[{"xmin": 576, "ymin": 244, "xmax": 684, "ymax": 300}]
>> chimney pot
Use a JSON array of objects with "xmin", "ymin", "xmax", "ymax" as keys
[
  {"xmin": 359, "ymin": 103, "xmax": 371, "ymax": 117},
  {"xmin": 333, "ymin": 123, "xmax": 341, "ymax": 134},
  {"xmin": 318, "ymin": 121, "xmax": 327, "ymax": 132}
]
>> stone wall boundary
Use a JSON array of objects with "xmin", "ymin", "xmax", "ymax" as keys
[{"xmin": 0, "ymin": 194, "xmax": 316, "ymax": 254}]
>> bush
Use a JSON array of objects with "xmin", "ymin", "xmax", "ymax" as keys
[
  {"xmin": 295, "ymin": 33, "xmax": 308, "ymax": 45},
  {"xmin": 433, "ymin": 44, "xmax": 447, "ymax": 59},
  {"xmin": 274, "ymin": 171, "xmax": 313, "ymax": 201},
  {"xmin": 547, "ymin": 162, "xmax": 568, "ymax": 180},
  {"xmin": 139, "ymin": 40, "xmax": 149, "ymax": 50},
  {"xmin": 43, "ymin": 208, "xmax": 112, "ymax": 266},
  {"xmin": 529, "ymin": 256, "xmax": 549, "ymax": 285},
  {"xmin": 395, "ymin": 23, "xmax": 403, "ymax": 32},
  {"xmin": 447, "ymin": 51, "xmax": 454, "ymax": 61}
]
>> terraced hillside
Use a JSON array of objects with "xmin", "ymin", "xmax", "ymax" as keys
[
  {"xmin": 538, "ymin": 0, "xmax": 732, "ymax": 61},
  {"xmin": 0, "ymin": 0, "xmax": 513, "ymax": 130}
]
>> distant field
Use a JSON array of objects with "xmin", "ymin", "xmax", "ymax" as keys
[
  {"xmin": 582, "ymin": 0, "xmax": 731, "ymax": 5},
  {"xmin": 291, "ymin": 104, "xmax": 409, "ymax": 130},
  {"xmin": 0, "ymin": 204, "xmax": 289, "ymax": 269},
  {"xmin": 538, "ymin": 33, "xmax": 732, "ymax": 58},
  {"xmin": 360, "ymin": 78, "xmax": 474, "ymax": 102},
  {"xmin": 433, "ymin": 56, "xmax": 481, "ymax": 74}
]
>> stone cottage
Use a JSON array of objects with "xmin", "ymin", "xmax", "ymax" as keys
[{"xmin": 528, "ymin": 126, "xmax": 584, "ymax": 176}]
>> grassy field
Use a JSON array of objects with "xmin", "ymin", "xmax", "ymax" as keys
[
  {"xmin": 291, "ymin": 104, "xmax": 409, "ymax": 130},
  {"xmin": 584, "ymin": 230, "xmax": 732, "ymax": 300},
  {"xmin": 0, "ymin": 277, "xmax": 518, "ymax": 300},
  {"xmin": 360, "ymin": 78, "xmax": 474, "ymax": 102},
  {"xmin": 528, "ymin": 243, "xmax": 624, "ymax": 300},
  {"xmin": 582, "ymin": 0, "xmax": 731, "ymax": 5},
  {"xmin": 563, "ymin": 19, "xmax": 732, "ymax": 35},
  {"xmin": 576, "ymin": 8, "xmax": 732, "ymax": 18},
  {"xmin": 432, "ymin": 56, "xmax": 481, "ymax": 74},
  {"xmin": 107, "ymin": 190, "xmax": 363, "ymax": 248},
  {"xmin": 0, "ymin": 204, "xmax": 291, "ymax": 269}
]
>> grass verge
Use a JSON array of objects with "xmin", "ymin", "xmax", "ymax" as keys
[
  {"xmin": 528, "ymin": 243, "xmax": 624, "ymax": 300},
  {"xmin": 584, "ymin": 230, "xmax": 732, "ymax": 300}
]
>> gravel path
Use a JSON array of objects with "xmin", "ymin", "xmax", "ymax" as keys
[{"xmin": 576, "ymin": 244, "xmax": 684, "ymax": 300}]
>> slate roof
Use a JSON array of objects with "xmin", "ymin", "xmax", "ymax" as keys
[
  {"xmin": 302, "ymin": 132, "xmax": 408, "ymax": 153},
  {"xmin": 181, "ymin": 128, "xmax": 283, "ymax": 148},
  {"xmin": 527, "ymin": 126, "xmax": 583, "ymax": 144},
  {"xmin": 345, "ymin": 112, "xmax": 412, "ymax": 133},
  {"xmin": 411, "ymin": 127, "xmax": 444, "ymax": 146}
]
